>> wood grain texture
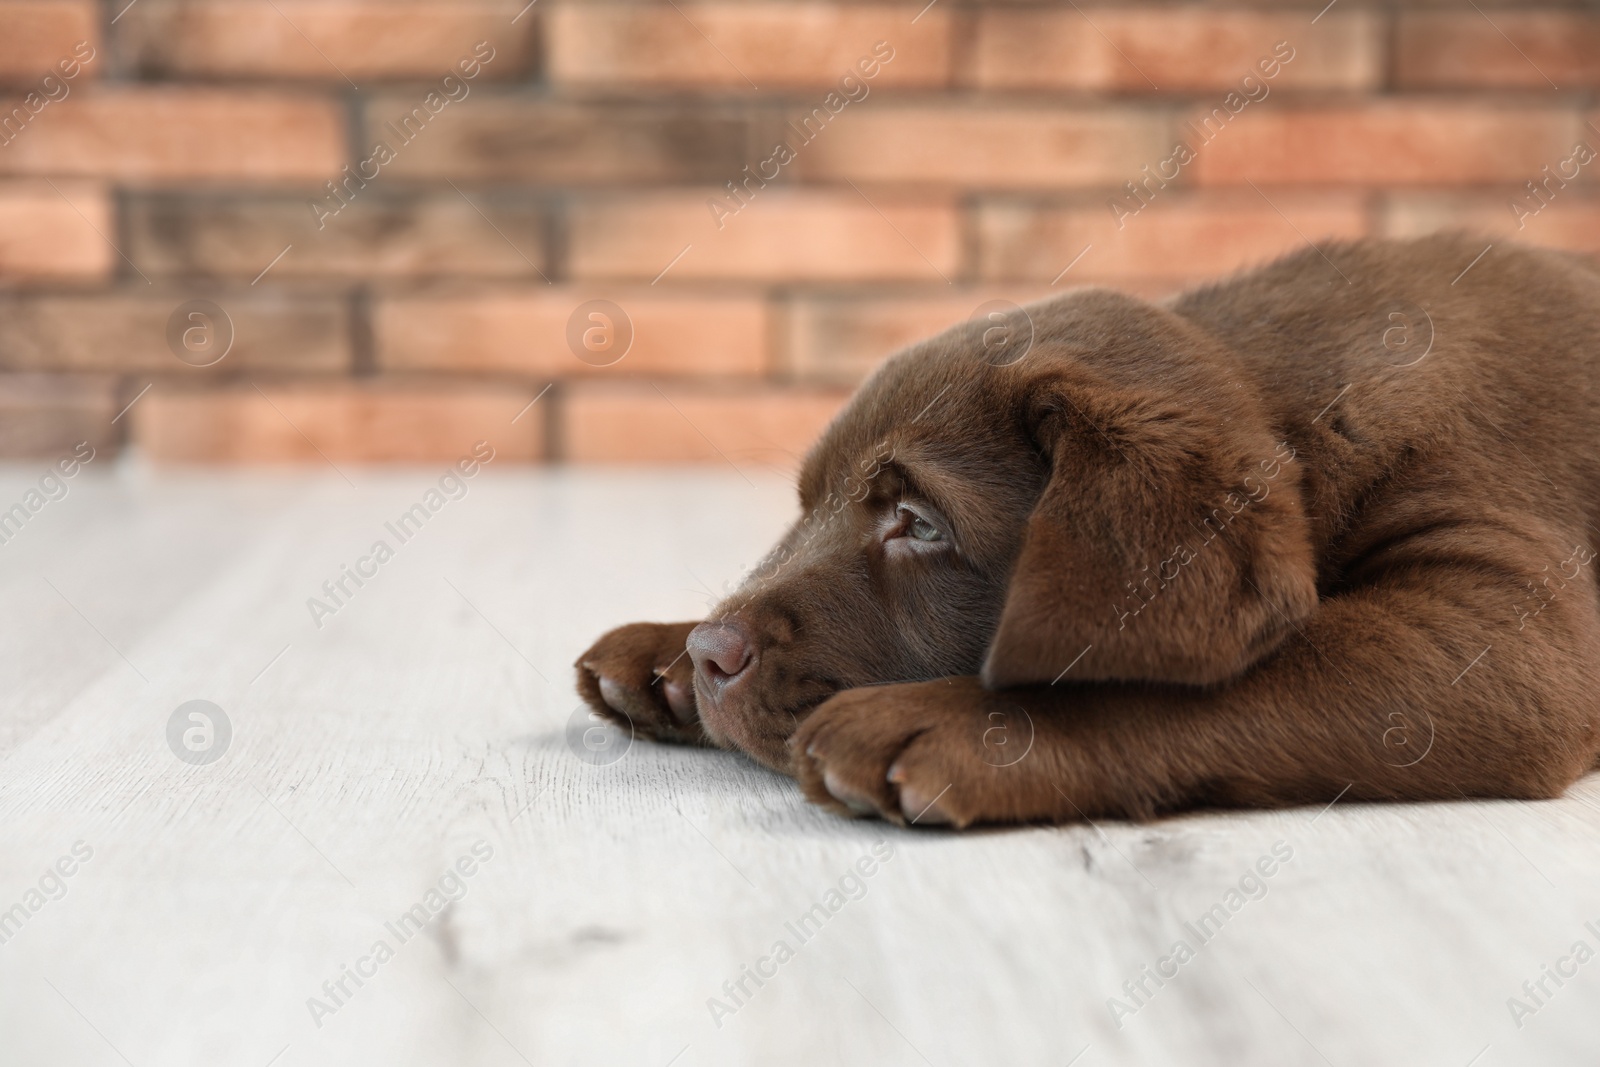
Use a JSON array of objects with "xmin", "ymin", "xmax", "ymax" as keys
[{"xmin": 0, "ymin": 467, "xmax": 1596, "ymax": 1067}]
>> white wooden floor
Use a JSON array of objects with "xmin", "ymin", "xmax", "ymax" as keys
[{"xmin": 1, "ymin": 464, "xmax": 1598, "ymax": 1067}]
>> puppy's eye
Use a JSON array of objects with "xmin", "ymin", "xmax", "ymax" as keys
[{"xmin": 890, "ymin": 505, "xmax": 944, "ymax": 544}]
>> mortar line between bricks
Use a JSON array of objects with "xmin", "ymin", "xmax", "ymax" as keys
[
  {"xmin": 45, "ymin": 178, "xmax": 150, "ymax": 285},
  {"xmin": 110, "ymin": 384, "xmax": 152, "ymax": 425},
  {"xmin": 510, "ymin": 383, "xmax": 553, "ymax": 425},
  {"xmin": 1378, "ymin": 2, "xmax": 1398, "ymax": 94},
  {"xmin": 543, "ymin": 382, "xmax": 564, "ymax": 464},
  {"xmin": 945, "ymin": 2, "xmax": 974, "ymax": 92},
  {"xmin": 343, "ymin": 89, "xmax": 365, "ymax": 177},
  {"xmin": 100, "ymin": 0, "xmax": 129, "ymax": 75},
  {"xmin": 350, "ymin": 288, "xmax": 376, "ymax": 377},
  {"xmin": 545, "ymin": 194, "xmax": 568, "ymax": 284}
]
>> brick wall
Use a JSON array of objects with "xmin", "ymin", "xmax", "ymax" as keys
[{"xmin": 0, "ymin": 0, "xmax": 1596, "ymax": 465}]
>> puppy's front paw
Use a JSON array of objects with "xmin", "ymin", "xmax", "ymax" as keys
[
  {"xmin": 790, "ymin": 677, "xmax": 1055, "ymax": 828},
  {"xmin": 576, "ymin": 621, "xmax": 708, "ymax": 745}
]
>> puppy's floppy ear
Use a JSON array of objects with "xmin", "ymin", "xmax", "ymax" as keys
[{"xmin": 980, "ymin": 366, "xmax": 1317, "ymax": 689}]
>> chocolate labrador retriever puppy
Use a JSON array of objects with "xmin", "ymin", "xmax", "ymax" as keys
[{"xmin": 576, "ymin": 234, "xmax": 1600, "ymax": 827}]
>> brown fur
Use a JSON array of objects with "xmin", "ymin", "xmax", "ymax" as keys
[{"xmin": 576, "ymin": 235, "xmax": 1600, "ymax": 827}]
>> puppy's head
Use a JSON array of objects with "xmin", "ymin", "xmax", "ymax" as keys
[{"xmin": 692, "ymin": 290, "xmax": 1318, "ymax": 771}]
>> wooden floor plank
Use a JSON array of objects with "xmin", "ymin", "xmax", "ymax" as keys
[{"xmin": 1, "ymin": 468, "xmax": 1596, "ymax": 1066}]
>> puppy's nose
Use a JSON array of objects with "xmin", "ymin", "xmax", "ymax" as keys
[{"xmin": 687, "ymin": 620, "xmax": 754, "ymax": 688}]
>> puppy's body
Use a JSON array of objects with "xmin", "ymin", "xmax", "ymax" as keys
[
  {"xmin": 579, "ymin": 235, "xmax": 1600, "ymax": 827},
  {"xmin": 1180, "ymin": 239, "xmax": 1600, "ymax": 576}
]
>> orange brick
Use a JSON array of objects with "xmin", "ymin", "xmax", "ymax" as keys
[
  {"xmin": 0, "ymin": 374, "xmax": 119, "ymax": 458},
  {"xmin": 0, "ymin": 2, "xmax": 98, "ymax": 85},
  {"xmin": 564, "ymin": 383, "xmax": 847, "ymax": 468},
  {"xmin": 1381, "ymin": 193, "xmax": 1600, "ymax": 254},
  {"xmin": 976, "ymin": 193, "xmax": 1370, "ymax": 283},
  {"xmin": 136, "ymin": 383, "xmax": 543, "ymax": 463},
  {"xmin": 972, "ymin": 9, "xmax": 1376, "ymax": 92},
  {"xmin": 0, "ymin": 88, "xmax": 344, "ymax": 182},
  {"xmin": 569, "ymin": 191, "xmax": 961, "ymax": 283},
  {"xmin": 793, "ymin": 106, "xmax": 1167, "ymax": 189},
  {"xmin": 125, "ymin": 193, "xmax": 548, "ymax": 279},
  {"xmin": 1397, "ymin": 12, "xmax": 1600, "ymax": 89},
  {"xmin": 377, "ymin": 290, "xmax": 768, "ymax": 377},
  {"xmin": 117, "ymin": 0, "xmax": 532, "ymax": 81},
  {"xmin": 0, "ymin": 291, "xmax": 348, "ymax": 373},
  {"xmin": 787, "ymin": 289, "xmax": 1053, "ymax": 384},
  {"xmin": 548, "ymin": 2, "xmax": 948, "ymax": 89},
  {"xmin": 1188, "ymin": 105, "xmax": 1580, "ymax": 187},
  {"xmin": 371, "ymin": 96, "xmax": 752, "ymax": 185},
  {"xmin": 0, "ymin": 181, "xmax": 111, "ymax": 280}
]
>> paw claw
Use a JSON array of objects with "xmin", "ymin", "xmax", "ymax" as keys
[
  {"xmin": 574, "ymin": 621, "xmax": 707, "ymax": 747},
  {"xmin": 596, "ymin": 675, "xmax": 632, "ymax": 717},
  {"xmin": 822, "ymin": 768, "xmax": 881, "ymax": 818},
  {"xmin": 899, "ymin": 783, "xmax": 952, "ymax": 826},
  {"xmin": 660, "ymin": 677, "xmax": 695, "ymax": 724}
]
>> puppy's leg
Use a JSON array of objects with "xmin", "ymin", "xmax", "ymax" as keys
[
  {"xmin": 794, "ymin": 545, "xmax": 1600, "ymax": 826},
  {"xmin": 576, "ymin": 622, "xmax": 710, "ymax": 745}
]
